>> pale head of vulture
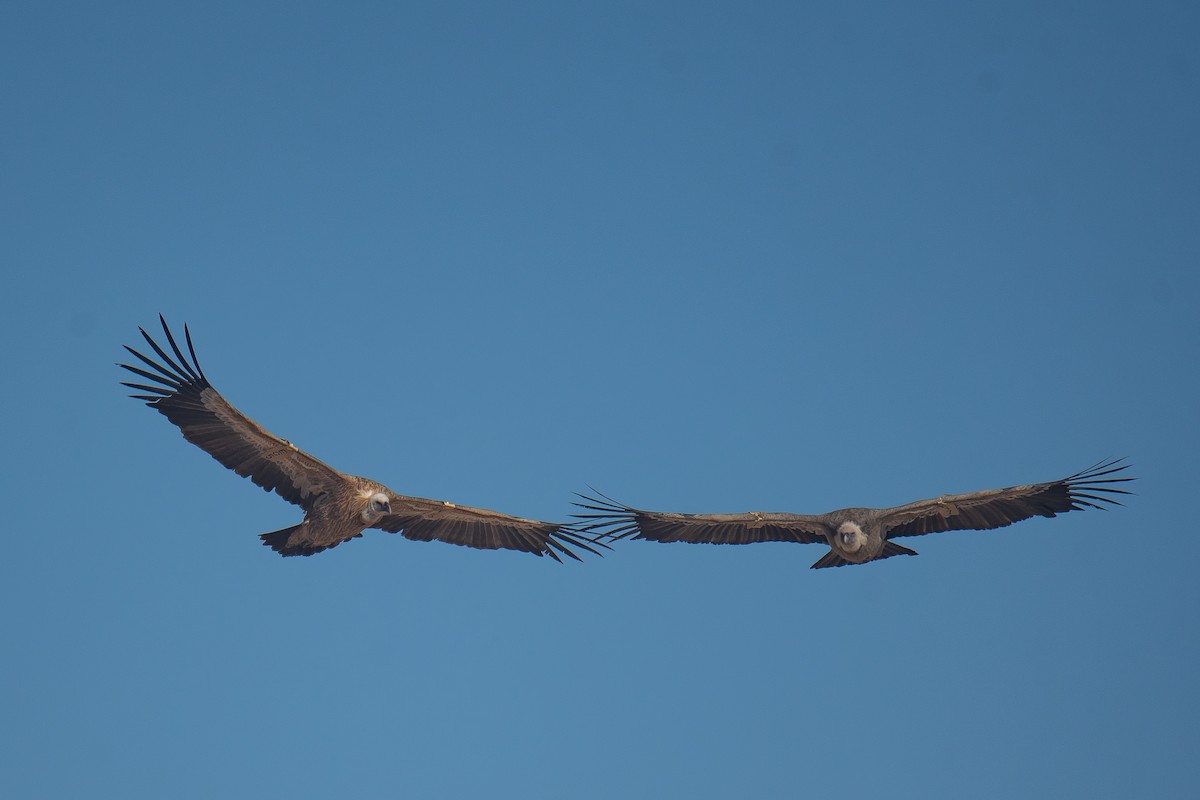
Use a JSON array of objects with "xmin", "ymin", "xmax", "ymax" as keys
[
  {"xmin": 835, "ymin": 521, "xmax": 866, "ymax": 553},
  {"xmin": 361, "ymin": 492, "xmax": 392, "ymax": 524}
]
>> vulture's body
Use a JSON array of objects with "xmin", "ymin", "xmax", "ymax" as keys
[
  {"xmin": 575, "ymin": 461, "xmax": 1132, "ymax": 568},
  {"xmin": 120, "ymin": 316, "xmax": 599, "ymax": 560}
]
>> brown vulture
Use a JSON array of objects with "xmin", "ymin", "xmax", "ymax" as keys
[
  {"xmin": 573, "ymin": 461, "xmax": 1132, "ymax": 568},
  {"xmin": 119, "ymin": 316, "xmax": 601, "ymax": 560}
]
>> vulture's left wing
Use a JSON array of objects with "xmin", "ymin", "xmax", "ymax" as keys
[
  {"xmin": 119, "ymin": 316, "xmax": 348, "ymax": 509},
  {"xmin": 880, "ymin": 459, "xmax": 1134, "ymax": 539},
  {"xmin": 376, "ymin": 496, "xmax": 606, "ymax": 562},
  {"xmin": 573, "ymin": 492, "xmax": 831, "ymax": 545}
]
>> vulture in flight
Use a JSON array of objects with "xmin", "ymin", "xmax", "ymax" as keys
[
  {"xmin": 120, "ymin": 316, "xmax": 601, "ymax": 560},
  {"xmin": 573, "ymin": 461, "xmax": 1132, "ymax": 568}
]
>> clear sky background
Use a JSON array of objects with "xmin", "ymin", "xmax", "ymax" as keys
[{"xmin": 2, "ymin": 2, "xmax": 1197, "ymax": 798}]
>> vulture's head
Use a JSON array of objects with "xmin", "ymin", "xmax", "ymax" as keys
[
  {"xmin": 361, "ymin": 492, "xmax": 392, "ymax": 523},
  {"xmin": 835, "ymin": 521, "xmax": 865, "ymax": 553}
]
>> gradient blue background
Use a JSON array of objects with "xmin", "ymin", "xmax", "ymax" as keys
[{"xmin": 3, "ymin": 2, "xmax": 1197, "ymax": 797}]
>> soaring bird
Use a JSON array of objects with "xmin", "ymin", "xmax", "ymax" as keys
[
  {"xmin": 119, "ymin": 316, "xmax": 600, "ymax": 560},
  {"xmin": 573, "ymin": 461, "xmax": 1132, "ymax": 568}
]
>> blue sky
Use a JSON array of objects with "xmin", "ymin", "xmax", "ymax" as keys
[{"xmin": 2, "ymin": 2, "xmax": 1197, "ymax": 797}]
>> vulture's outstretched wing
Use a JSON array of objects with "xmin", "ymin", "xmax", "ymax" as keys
[
  {"xmin": 573, "ymin": 491, "xmax": 831, "ymax": 545},
  {"xmin": 119, "ymin": 315, "xmax": 347, "ymax": 509},
  {"xmin": 880, "ymin": 459, "xmax": 1134, "ymax": 539},
  {"xmin": 376, "ymin": 496, "xmax": 606, "ymax": 562}
]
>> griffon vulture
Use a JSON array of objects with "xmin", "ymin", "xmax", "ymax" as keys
[
  {"xmin": 120, "ymin": 316, "xmax": 600, "ymax": 560},
  {"xmin": 573, "ymin": 461, "xmax": 1132, "ymax": 568}
]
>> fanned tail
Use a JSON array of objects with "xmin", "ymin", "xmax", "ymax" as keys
[
  {"xmin": 811, "ymin": 541, "xmax": 918, "ymax": 570},
  {"xmin": 259, "ymin": 523, "xmax": 352, "ymax": 557}
]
